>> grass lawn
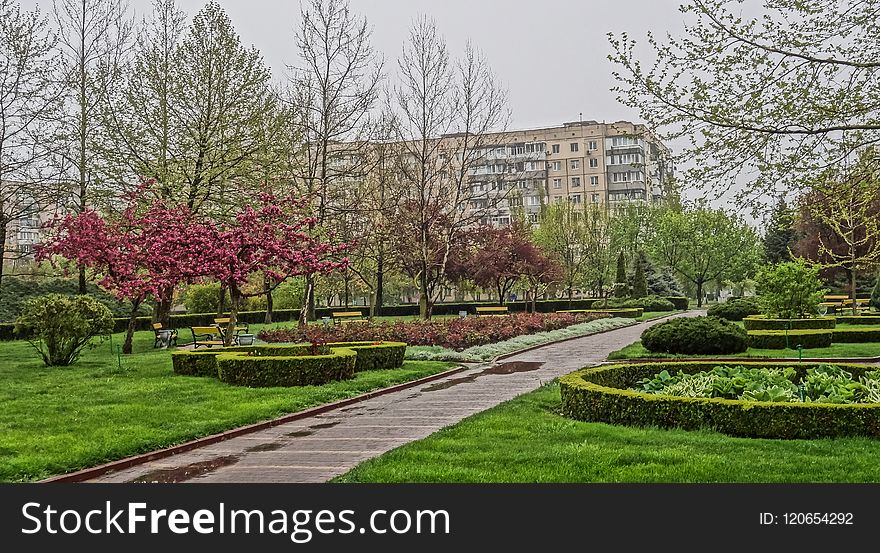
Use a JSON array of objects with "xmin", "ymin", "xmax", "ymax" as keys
[
  {"xmin": 0, "ymin": 328, "xmax": 453, "ymax": 482},
  {"xmin": 636, "ymin": 311, "xmax": 676, "ymax": 321},
  {"xmin": 335, "ymin": 383, "xmax": 880, "ymax": 483},
  {"xmin": 608, "ymin": 339, "xmax": 880, "ymax": 360}
]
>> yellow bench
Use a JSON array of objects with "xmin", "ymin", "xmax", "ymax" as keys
[
  {"xmin": 332, "ymin": 311, "xmax": 367, "ymax": 325},
  {"xmin": 475, "ymin": 306, "xmax": 509, "ymax": 316},
  {"xmin": 152, "ymin": 323, "xmax": 178, "ymax": 348},
  {"xmin": 190, "ymin": 326, "xmax": 225, "ymax": 348},
  {"xmin": 214, "ymin": 317, "xmax": 249, "ymax": 334}
]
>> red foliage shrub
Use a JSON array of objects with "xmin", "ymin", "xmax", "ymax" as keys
[{"xmin": 258, "ymin": 312, "xmax": 599, "ymax": 351}]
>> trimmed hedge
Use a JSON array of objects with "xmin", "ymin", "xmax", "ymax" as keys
[
  {"xmin": 743, "ymin": 316, "xmax": 836, "ymax": 331},
  {"xmin": 664, "ymin": 297, "xmax": 689, "ymax": 311},
  {"xmin": 557, "ymin": 308, "xmax": 643, "ymax": 319},
  {"xmin": 606, "ymin": 296, "xmax": 675, "ymax": 312},
  {"xmin": 832, "ymin": 328, "xmax": 880, "ymax": 344},
  {"xmin": 747, "ymin": 330, "xmax": 833, "ymax": 349},
  {"xmin": 641, "ymin": 316, "xmax": 748, "ymax": 355},
  {"xmin": 835, "ymin": 316, "xmax": 880, "ymax": 326},
  {"xmin": 559, "ymin": 361, "xmax": 880, "ymax": 439},
  {"xmin": 217, "ymin": 348, "xmax": 357, "ymax": 387},
  {"xmin": 326, "ymin": 341, "xmax": 406, "ymax": 371},
  {"xmin": 706, "ymin": 297, "xmax": 761, "ymax": 321}
]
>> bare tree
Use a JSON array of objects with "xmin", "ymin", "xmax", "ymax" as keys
[
  {"xmin": 288, "ymin": 0, "xmax": 383, "ymax": 324},
  {"xmin": 0, "ymin": 0, "xmax": 65, "ymax": 287},
  {"xmin": 53, "ymin": 0, "xmax": 133, "ymax": 292},
  {"xmin": 393, "ymin": 17, "xmax": 511, "ymax": 318}
]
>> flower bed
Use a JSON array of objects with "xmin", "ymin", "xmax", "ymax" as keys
[
  {"xmin": 559, "ymin": 361, "xmax": 880, "ymax": 439},
  {"xmin": 258, "ymin": 312, "xmax": 601, "ymax": 351}
]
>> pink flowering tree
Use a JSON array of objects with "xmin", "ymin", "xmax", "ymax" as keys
[
  {"xmin": 39, "ymin": 198, "xmax": 212, "ymax": 354},
  {"xmin": 200, "ymin": 194, "xmax": 351, "ymax": 345}
]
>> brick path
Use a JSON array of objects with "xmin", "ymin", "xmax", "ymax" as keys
[{"xmin": 89, "ymin": 312, "xmax": 698, "ymax": 483}]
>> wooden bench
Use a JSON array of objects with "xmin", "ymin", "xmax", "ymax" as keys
[
  {"xmin": 332, "ymin": 311, "xmax": 367, "ymax": 325},
  {"xmin": 152, "ymin": 323, "xmax": 178, "ymax": 348},
  {"xmin": 475, "ymin": 306, "xmax": 509, "ymax": 316},
  {"xmin": 214, "ymin": 317, "xmax": 249, "ymax": 334},
  {"xmin": 190, "ymin": 326, "xmax": 225, "ymax": 349}
]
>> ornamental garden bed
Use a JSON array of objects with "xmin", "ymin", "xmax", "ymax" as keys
[
  {"xmin": 560, "ymin": 361, "xmax": 880, "ymax": 439},
  {"xmin": 172, "ymin": 342, "xmax": 407, "ymax": 387},
  {"xmin": 258, "ymin": 312, "xmax": 602, "ymax": 351}
]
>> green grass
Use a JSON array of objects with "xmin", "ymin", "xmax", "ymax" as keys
[
  {"xmin": 608, "ymin": 340, "xmax": 880, "ymax": 360},
  {"xmin": 636, "ymin": 311, "xmax": 675, "ymax": 321},
  {"xmin": 0, "ymin": 328, "xmax": 453, "ymax": 482},
  {"xmin": 335, "ymin": 383, "xmax": 880, "ymax": 483}
]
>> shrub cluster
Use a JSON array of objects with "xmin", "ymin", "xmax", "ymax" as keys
[
  {"xmin": 706, "ymin": 297, "xmax": 761, "ymax": 321},
  {"xmin": 743, "ymin": 316, "xmax": 835, "ymax": 331},
  {"xmin": 664, "ymin": 297, "xmax": 689, "ymax": 311},
  {"xmin": 834, "ymin": 316, "xmax": 880, "ymax": 326},
  {"xmin": 559, "ymin": 361, "xmax": 880, "ymax": 439},
  {"xmin": 605, "ymin": 295, "xmax": 675, "ymax": 312},
  {"xmin": 0, "ymin": 276, "xmax": 148, "ymax": 321},
  {"xmin": 746, "ymin": 329, "xmax": 833, "ymax": 349},
  {"xmin": 640, "ymin": 316, "xmax": 748, "ymax": 355},
  {"xmin": 258, "ymin": 312, "xmax": 597, "ymax": 351}
]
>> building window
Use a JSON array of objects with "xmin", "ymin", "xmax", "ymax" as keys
[
  {"xmin": 588, "ymin": 140, "xmax": 598, "ymax": 150},
  {"xmin": 554, "ymin": 196, "xmax": 564, "ymax": 203},
  {"xmin": 570, "ymin": 143, "xmax": 579, "ymax": 152},
  {"xmin": 571, "ymin": 177, "xmax": 581, "ymax": 187},
  {"xmin": 525, "ymin": 142, "xmax": 545, "ymax": 153},
  {"xmin": 611, "ymin": 136, "xmax": 639, "ymax": 147},
  {"xmin": 551, "ymin": 161, "xmax": 562, "ymax": 171},
  {"xmin": 528, "ymin": 196, "xmax": 540, "ymax": 206},
  {"xmin": 590, "ymin": 176, "xmax": 599, "ymax": 185},
  {"xmin": 589, "ymin": 158, "xmax": 598, "ymax": 168},
  {"xmin": 528, "ymin": 213, "xmax": 538, "ymax": 223},
  {"xmin": 611, "ymin": 172, "xmax": 643, "ymax": 183},
  {"xmin": 553, "ymin": 178, "xmax": 562, "ymax": 189},
  {"xmin": 591, "ymin": 193, "xmax": 600, "ymax": 203},
  {"xmin": 509, "ymin": 196, "xmax": 523, "ymax": 207},
  {"xmin": 570, "ymin": 159, "xmax": 580, "ymax": 170},
  {"xmin": 569, "ymin": 194, "xmax": 582, "ymax": 204},
  {"xmin": 552, "ymin": 144, "xmax": 560, "ymax": 154}
]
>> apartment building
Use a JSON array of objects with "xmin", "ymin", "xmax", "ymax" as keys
[
  {"xmin": 458, "ymin": 119, "xmax": 672, "ymax": 225},
  {"xmin": 1, "ymin": 184, "xmax": 74, "ymax": 269}
]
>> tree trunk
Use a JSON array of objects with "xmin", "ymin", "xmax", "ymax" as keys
[
  {"xmin": 307, "ymin": 274, "xmax": 316, "ymax": 321},
  {"xmin": 122, "ymin": 300, "xmax": 141, "ymax": 355},
  {"xmin": 298, "ymin": 279, "xmax": 313, "ymax": 328},
  {"xmin": 852, "ymin": 268, "xmax": 859, "ymax": 316},
  {"xmin": 153, "ymin": 286, "xmax": 174, "ymax": 326},
  {"xmin": 0, "ymin": 223, "xmax": 6, "ymax": 289},
  {"xmin": 217, "ymin": 284, "xmax": 228, "ymax": 316},
  {"xmin": 375, "ymin": 251, "xmax": 384, "ymax": 317},
  {"xmin": 344, "ymin": 276, "xmax": 350, "ymax": 308},
  {"xmin": 225, "ymin": 287, "xmax": 241, "ymax": 347},
  {"xmin": 530, "ymin": 286, "xmax": 538, "ymax": 313},
  {"xmin": 78, "ymin": 266, "xmax": 87, "ymax": 294},
  {"xmin": 696, "ymin": 281, "xmax": 704, "ymax": 308},
  {"xmin": 419, "ymin": 267, "xmax": 431, "ymax": 319},
  {"xmin": 264, "ymin": 276, "xmax": 274, "ymax": 324}
]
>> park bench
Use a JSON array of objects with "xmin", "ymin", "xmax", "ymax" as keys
[
  {"xmin": 821, "ymin": 295, "xmax": 870, "ymax": 314},
  {"xmin": 332, "ymin": 311, "xmax": 367, "ymax": 325},
  {"xmin": 475, "ymin": 306, "xmax": 509, "ymax": 316},
  {"xmin": 214, "ymin": 317, "xmax": 249, "ymax": 334},
  {"xmin": 152, "ymin": 323, "xmax": 178, "ymax": 348},
  {"xmin": 190, "ymin": 326, "xmax": 225, "ymax": 349}
]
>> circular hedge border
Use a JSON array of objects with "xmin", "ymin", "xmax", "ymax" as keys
[
  {"xmin": 743, "ymin": 316, "xmax": 836, "ymax": 331},
  {"xmin": 559, "ymin": 361, "xmax": 880, "ymax": 439}
]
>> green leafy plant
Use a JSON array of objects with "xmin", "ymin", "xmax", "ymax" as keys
[
  {"xmin": 14, "ymin": 294, "xmax": 114, "ymax": 366},
  {"xmin": 640, "ymin": 316, "xmax": 748, "ymax": 355},
  {"xmin": 707, "ymin": 297, "xmax": 762, "ymax": 321},
  {"xmin": 755, "ymin": 260, "xmax": 827, "ymax": 319}
]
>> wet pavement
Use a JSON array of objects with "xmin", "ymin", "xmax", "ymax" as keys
[{"xmin": 89, "ymin": 312, "xmax": 698, "ymax": 483}]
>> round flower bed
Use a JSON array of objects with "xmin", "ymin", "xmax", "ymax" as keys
[{"xmin": 559, "ymin": 361, "xmax": 880, "ymax": 439}]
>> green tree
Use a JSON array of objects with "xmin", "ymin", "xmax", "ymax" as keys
[
  {"xmin": 764, "ymin": 198, "xmax": 797, "ymax": 264},
  {"xmin": 756, "ymin": 260, "xmax": 827, "ymax": 319},
  {"xmin": 630, "ymin": 253, "xmax": 648, "ymax": 298},
  {"xmin": 609, "ymin": 0, "xmax": 880, "ymax": 205},
  {"xmin": 614, "ymin": 252, "xmax": 628, "ymax": 298},
  {"xmin": 15, "ymin": 294, "xmax": 114, "ymax": 366},
  {"xmin": 648, "ymin": 206, "xmax": 762, "ymax": 307}
]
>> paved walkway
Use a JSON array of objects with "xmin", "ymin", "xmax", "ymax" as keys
[{"xmin": 89, "ymin": 312, "xmax": 698, "ymax": 483}]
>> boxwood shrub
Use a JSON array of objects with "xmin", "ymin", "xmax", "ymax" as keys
[
  {"xmin": 326, "ymin": 341, "xmax": 406, "ymax": 371},
  {"xmin": 640, "ymin": 316, "xmax": 748, "ymax": 355},
  {"xmin": 559, "ymin": 361, "xmax": 880, "ymax": 439},
  {"xmin": 216, "ymin": 348, "xmax": 357, "ymax": 387},
  {"xmin": 747, "ymin": 330, "xmax": 833, "ymax": 349},
  {"xmin": 835, "ymin": 316, "xmax": 880, "ymax": 326},
  {"xmin": 743, "ymin": 316, "xmax": 836, "ymax": 331},
  {"xmin": 832, "ymin": 328, "xmax": 880, "ymax": 343},
  {"xmin": 171, "ymin": 344, "xmax": 319, "ymax": 377},
  {"xmin": 706, "ymin": 297, "xmax": 761, "ymax": 321},
  {"xmin": 664, "ymin": 297, "xmax": 689, "ymax": 311},
  {"xmin": 606, "ymin": 296, "xmax": 675, "ymax": 312}
]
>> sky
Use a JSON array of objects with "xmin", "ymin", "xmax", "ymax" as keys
[{"xmin": 24, "ymin": 0, "xmax": 685, "ymax": 129}]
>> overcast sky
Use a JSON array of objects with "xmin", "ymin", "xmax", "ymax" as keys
[{"xmin": 24, "ymin": 0, "xmax": 685, "ymax": 129}]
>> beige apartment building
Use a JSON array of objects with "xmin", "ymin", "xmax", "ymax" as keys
[{"xmin": 458, "ymin": 119, "xmax": 672, "ymax": 226}]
